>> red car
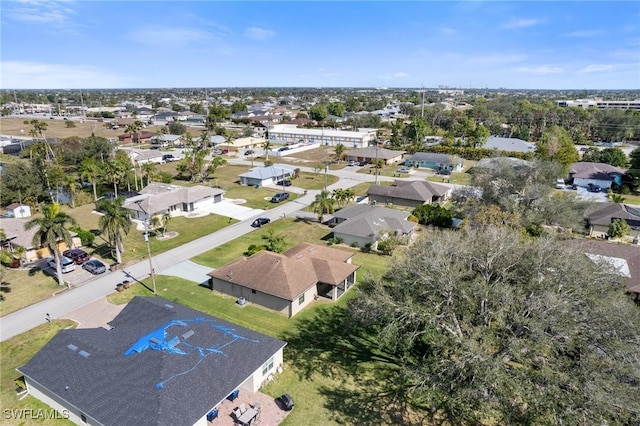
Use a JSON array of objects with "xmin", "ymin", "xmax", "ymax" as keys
[{"xmin": 63, "ymin": 249, "xmax": 91, "ymax": 265}]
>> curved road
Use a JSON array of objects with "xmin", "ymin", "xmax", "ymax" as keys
[{"xmin": 0, "ymin": 164, "xmax": 410, "ymax": 341}]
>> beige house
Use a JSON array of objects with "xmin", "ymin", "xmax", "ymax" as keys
[
  {"xmin": 346, "ymin": 146, "xmax": 405, "ymax": 165},
  {"xmin": 208, "ymin": 243, "xmax": 359, "ymax": 317},
  {"xmin": 367, "ymin": 180, "xmax": 451, "ymax": 208},
  {"xmin": 0, "ymin": 218, "xmax": 80, "ymax": 263},
  {"xmin": 587, "ymin": 203, "xmax": 640, "ymax": 237}
]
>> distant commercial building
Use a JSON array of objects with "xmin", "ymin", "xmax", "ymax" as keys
[{"xmin": 268, "ymin": 124, "xmax": 376, "ymax": 149}]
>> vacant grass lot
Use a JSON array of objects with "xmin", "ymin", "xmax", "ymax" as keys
[{"xmin": 0, "ymin": 117, "xmax": 164, "ymax": 140}]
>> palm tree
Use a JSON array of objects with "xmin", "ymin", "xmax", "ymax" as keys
[
  {"xmin": 97, "ymin": 197, "xmax": 131, "ymax": 264},
  {"xmin": 141, "ymin": 162, "xmax": 157, "ymax": 187},
  {"xmin": 125, "ymin": 120, "xmax": 144, "ymax": 143},
  {"xmin": 25, "ymin": 203, "xmax": 77, "ymax": 286},
  {"xmin": 263, "ymin": 140, "xmax": 272, "ymax": 161},
  {"xmin": 334, "ymin": 143, "xmax": 347, "ymax": 163},
  {"xmin": 63, "ymin": 174, "xmax": 80, "ymax": 208},
  {"xmin": 311, "ymin": 190, "xmax": 336, "ymax": 223},
  {"xmin": 79, "ymin": 158, "xmax": 101, "ymax": 201},
  {"xmin": 103, "ymin": 159, "xmax": 127, "ymax": 198},
  {"xmin": 332, "ymin": 188, "xmax": 356, "ymax": 208}
]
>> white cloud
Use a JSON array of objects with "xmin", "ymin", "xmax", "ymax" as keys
[
  {"xmin": 128, "ymin": 28, "xmax": 212, "ymax": 47},
  {"xmin": 502, "ymin": 18, "xmax": 544, "ymax": 29},
  {"xmin": 516, "ymin": 65, "xmax": 563, "ymax": 75},
  {"xmin": 245, "ymin": 27, "xmax": 275, "ymax": 40},
  {"xmin": 564, "ymin": 30, "xmax": 603, "ymax": 38},
  {"xmin": 394, "ymin": 72, "xmax": 408, "ymax": 78},
  {"xmin": 1, "ymin": 61, "xmax": 130, "ymax": 89},
  {"xmin": 578, "ymin": 64, "xmax": 614, "ymax": 74},
  {"xmin": 5, "ymin": 0, "xmax": 76, "ymax": 25}
]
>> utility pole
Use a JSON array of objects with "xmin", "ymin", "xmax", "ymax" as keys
[
  {"xmin": 134, "ymin": 200, "xmax": 157, "ymax": 295},
  {"xmin": 374, "ymin": 139, "xmax": 379, "ymax": 184},
  {"xmin": 421, "ymin": 84, "xmax": 425, "ymax": 119}
]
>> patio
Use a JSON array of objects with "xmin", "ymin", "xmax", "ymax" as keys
[{"xmin": 208, "ymin": 389, "xmax": 291, "ymax": 426}]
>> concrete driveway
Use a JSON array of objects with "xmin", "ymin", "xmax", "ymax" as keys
[
  {"xmin": 157, "ymin": 260, "xmax": 213, "ymax": 285},
  {"xmin": 203, "ymin": 199, "xmax": 265, "ymax": 220}
]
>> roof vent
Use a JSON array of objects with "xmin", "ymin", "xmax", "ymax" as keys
[
  {"xmin": 182, "ymin": 330, "xmax": 194, "ymax": 340},
  {"xmin": 164, "ymin": 304, "xmax": 174, "ymax": 309},
  {"xmin": 67, "ymin": 344, "xmax": 78, "ymax": 352},
  {"xmin": 296, "ymin": 254, "xmax": 303, "ymax": 259},
  {"xmin": 78, "ymin": 350, "xmax": 90, "ymax": 358}
]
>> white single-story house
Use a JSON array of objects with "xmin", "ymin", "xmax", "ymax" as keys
[
  {"xmin": 120, "ymin": 148, "xmax": 165, "ymax": 166},
  {"xmin": 208, "ymin": 243, "xmax": 359, "ymax": 317},
  {"xmin": 329, "ymin": 204, "xmax": 416, "ymax": 249},
  {"xmin": 18, "ymin": 297, "xmax": 287, "ymax": 426},
  {"xmin": 151, "ymin": 134, "xmax": 183, "ymax": 147},
  {"xmin": 404, "ymin": 152, "xmax": 464, "ymax": 171},
  {"xmin": 238, "ymin": 164, "xmax": 296, "ymax": 187},
  {"xmin": 123, "ymin": 182, "xmax": 225, "ymax": 221},
  {"xmin": 268, "ymin": 124, "xmax": 376, "ymax": 148},
  {"xmin": 569, "ymin": 162, "xmax": 624, "ymax": 189}
]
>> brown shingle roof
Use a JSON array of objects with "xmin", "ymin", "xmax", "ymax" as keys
[
  {"xmin": 587, "ymin": 203, "xmax": 640, "ymax": 228},
  {"xmin": 569, "ymin": 162, "xmax": 624, "ymax": 180},
  {"xmin": 367, "ymin": 180, "xmax": 450, "ymax": 202},
  {"xmin": 208, "ymin": 243, "xmax": 359, "ymax": 300},
  {"xmin": 578, "ymin": 239, "xmax": 640, "ymax": 293}
]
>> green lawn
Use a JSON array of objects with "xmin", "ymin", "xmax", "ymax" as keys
[
  {"xmin": 0, "ymin": 268, "xmax": 64, "ymax": 317},
  {"xmin": 1, "ymin": 320, "xmax": 77, "ymax": 426},
  {"xmin": 620, "ymin": 193, "xmax": 640, "ymax": 205}
]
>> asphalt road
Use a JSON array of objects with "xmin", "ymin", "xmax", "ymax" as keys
[{"xmin": 0, "ymin": 165, "xmax": 407, "ymax": 341}]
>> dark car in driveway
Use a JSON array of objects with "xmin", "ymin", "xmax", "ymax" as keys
[
  {"xmin": 276, "ymin": 394, "xmax": 294, "ymax": 411},
  {"xmin": 270, "ymin": 192, "xmax": 290, "ymax": 203},
  {"xmin": 251, "ymin": 218, "xmax": 271, "ymax": 228},
  {"xmin": 82, "ymin": 259, "xmax": 107, "ymax": 275},
  {"xmin": 63, "ymin": 248, "xmax": 90, "ymax": 265},
  {"xmin": 587, "ymin": 183, "xmax": 602, "ymax": 192},
  {"xmin": 276, "ymin": 180, "xmax": 292, "ymax": 187}
]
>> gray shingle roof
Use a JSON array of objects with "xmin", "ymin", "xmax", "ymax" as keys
[
  {"xmin": 346, "ymin": 146, "xmax": 405, "ymax": 160},
  {"xmin": 484, "ymin": 136, "xmax": 535, "ymax": 153},
  {"xmin": 587, "ymin": 203, "xmax": 640, "ymax": 227},
  {"xmin": 332, "ymin": 205, "xmax": 416, "ymax": 238},
  {"xmin": 405, "ymin": 152, "xmax": 462, "ymax": 164},
  {"xmin": 124, "ymin": 183, "xmax": 224, "ymax": 216},
  {"xmin": 238, "ymin": 164, "xmax": 296, "ymax": 180},
  {"xmin": 18, "ymin": 297, "xmax": 286, "ymax": 426},
  {"xmin": 367, "ymin": 180, "xmax": 450, "ymax": 202},
  {"xmin": 569, "ymin": 162, "xmax": 624, "ymax": 180}
]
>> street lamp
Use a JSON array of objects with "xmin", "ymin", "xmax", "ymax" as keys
[{"xmin": 134, "ymin": 200, "xmax": 156, "ymax": 295}]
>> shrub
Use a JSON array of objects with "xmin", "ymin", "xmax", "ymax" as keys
[
  {"xmin": 244, "ymin": 244, "xmax": 265, "ymax": 256},
  {"xmin": 608, "ymin": 218, "xmax": 630, "ymax": 238},
  {"xmin": 350, "ymin": 242, "xmax": 359, "ymax": 248},
  {"xmin": 70, "ymin": 226, "xmax": 95, "ymax": 247},
  {"xmin": 157, "ymin": 171, "xmax": 173, "ymax": 183}
]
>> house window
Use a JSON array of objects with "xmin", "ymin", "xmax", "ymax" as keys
[
  {"xmin": 298, "ymin": 294, "xmax": 305, "ymax": 305},
  {"xmin": 262, "ymin": 356, "xmax": 274, "ymax": 376},
  {"xmin": 80, "ymin": 414, "xmax": 87, "ymax": 424},
  {"xmin": 252, "ymin": 289, "xmax": 256, "ymax": 294}
]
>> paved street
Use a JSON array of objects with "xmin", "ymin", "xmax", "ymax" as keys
[{"xmin": 0, "ymin": 165, "xmax": 405, "ymax": 341}]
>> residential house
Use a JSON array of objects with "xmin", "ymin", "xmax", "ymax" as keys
[
  {"xmin": 586, "ymin": 203, "xmax": 640, "ymax": 237},
  {"xmin": 346, "ymin": 146, "xmax": 405, "ymax": 165},
  {"xmin": 0, "ymin": 218, "xmax": 79, "ymax": 263},
  {"xmin": 151, "ymin": 134, "xmax": 183, "ymax": 147},
  {"xmin": 18, "ymin": 297, "xmax": 287, "ymax": 426},
  {"xmin": 117, "ymin": 130, "xmax": 154, "ymax": 143},
  {"xmin": 120, "ymin": 148, "xmax": 165, "ymax": 166},
  {"xmin": 484, "ymin": 136, "xmax": 536, "ymax": 153},
  {"xmin": 569, "ymin": 162, "xmax": 624, "ymax": 189},
  {"xmin": 123, "ymin": 182, "xmax": 225, "ymax": 221},
  {"xmin": 208, "ymin": 243, "xmax": 359, "ymax": 317},
  {"xmin": 579, "ymin": 240, "xmax": 640, "ymax": 301},
  {"xmin": 268, "ymin": 124, "xmax": 376, "ymax": 148},
  {"xmin": 404, "ymin": 152, "xmax": 464, "ymax": 171},
  {"xmin": 329, "ymin": 204, "xmax": 417, "ymax": 249},
  {"xmin": 474, "ymin": 157, "xmax": 533, "ymax": 171},
  {"xmin": 238, "ymin": 164, "xmax": 296, "ymax": 187},
  {"xmin": 367, "ymin": 180, "xmax": 451, "ymax": 208}
]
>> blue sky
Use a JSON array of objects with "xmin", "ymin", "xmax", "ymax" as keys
[{"xmin": 1, "ymin": 1, "xmax": 639, "ymax": 89}]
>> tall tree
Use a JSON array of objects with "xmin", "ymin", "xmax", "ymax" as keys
[
  {"xmin": 348, "ymin": 226, "xmax": 640, "ymax": 425},
  {"xmin": 311, "ymin": 190, "xmax": 335, "ymax": 223},
  {"xmin": 535, "ymin": 125, "xmax": 579, "ymax": 168},
  {"xmin": 124, "ymin": 120, "xmax": 144, "ymax": 143},
  {"xmin": 78, "ymin": 158, "xmax": 101, "ymax": 201},
  {"xmin": 97, "ymin": 197, "xmax": 131, "ymax": 264},
  {"xmin": 25, "ymin": 203, "xmax": 76, "ymax": 286},
  {"xmin": 141, "ymin": 162, "xmax": 157, "ymax": 187},
  {"xmin": 333, "ymin": 143, "xmax": 347, "ymax": 163}
]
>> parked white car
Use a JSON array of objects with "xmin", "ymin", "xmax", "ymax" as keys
[{"xmin": 47, "ymin": 256, "xmax": 76, "ymax": 273}]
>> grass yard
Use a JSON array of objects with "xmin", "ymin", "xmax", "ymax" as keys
[
  {"xmin": 59, "ymin": 203, "xmax": 233, "ymax": 265},
  {"xmin": 0, "ymin": 268, "xmax": 64, "ymax": 316},
  {"xmin": 620, "ymin": 193, "xmax": 640, "ymax": 205},
  {"xmin": 1, "ymin": 320, "xmax": 77, "ymax": 426}
]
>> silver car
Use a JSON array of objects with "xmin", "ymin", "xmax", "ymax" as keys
[{"xmin": 82, "ymin": 259, "xmax": 107, "ymax": 275}]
